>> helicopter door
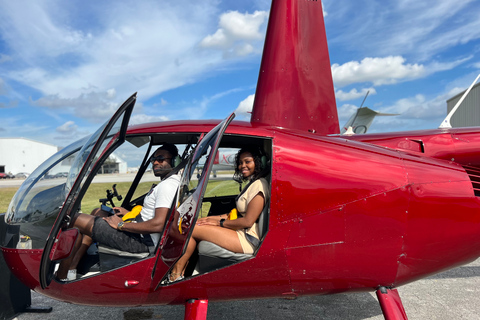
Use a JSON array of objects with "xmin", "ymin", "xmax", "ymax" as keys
[
  {"xmin": 151, "ymin": 113, "xmax": 235, "ymax": 287},
  {"xmin": 39, "ymin": 93, "xmax": 137, "ymax": 288}
]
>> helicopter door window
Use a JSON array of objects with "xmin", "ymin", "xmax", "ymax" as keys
[{"xmin": 200, "ymin": 147, "xmax": 242, "ymax": 217}]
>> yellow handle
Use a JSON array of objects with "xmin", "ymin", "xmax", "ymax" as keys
[
  {"xmin": 227, "ymin": 208, "xmax": 237, "ymax": 220},
  {"xmin": 178, "ymin": 217, "xmax": 183, "ymax": 234},
  {"xmin": 122, "ymin": 205, "xmax": 142, "ymax": 222}
]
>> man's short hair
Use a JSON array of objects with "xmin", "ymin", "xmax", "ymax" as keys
[{"xmin": 157, "ymin": 143, "xmax": 178, "ymax": 159}]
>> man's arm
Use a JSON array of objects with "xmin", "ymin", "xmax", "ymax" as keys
[{"xmin": 103, "ymin": 207, "xmax": 169, "ymax": 233}]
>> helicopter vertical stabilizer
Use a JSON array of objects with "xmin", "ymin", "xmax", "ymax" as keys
[{"xmin": 251, "ymin": 0, "xmax": 339, "ymax": 134}]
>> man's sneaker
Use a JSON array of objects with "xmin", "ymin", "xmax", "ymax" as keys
[{"xmin": 67, "ymin": 269, "xmax": 77, "ymax": 281}]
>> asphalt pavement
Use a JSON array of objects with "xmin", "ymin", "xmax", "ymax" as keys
[{"xmin": 12, "ymin": 258, "xmax": 480, "ymax": 320}]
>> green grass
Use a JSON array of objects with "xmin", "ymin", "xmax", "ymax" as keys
[
  {"xmin": 1, "ymin": 179, "xmax": 245, "ymax": 215},
  {"xmin": 0, "ymin": 187, "xmax": 18, "ymax": 213},
  {"xmin": 80, "ymin": 181, "xmax": 154, "ymax": 214}
]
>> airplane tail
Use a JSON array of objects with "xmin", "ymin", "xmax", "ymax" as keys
[
  {"xmin": 341, "ymin": 107, "xmax": 399, "ymax": 134},
  {"xmin": 251, "ymin": 0, "xmax": 339, "ymax": 134}
]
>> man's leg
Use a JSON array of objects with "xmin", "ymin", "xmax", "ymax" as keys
[
  {"xmin": 68, "ymin": 209, "xmax": 109, "ymax": 270},
  {"xmin": 55, "ymin": 233, "xmax": 83, "ymax": 279},
  {"xmin": 56, "ymin": 213, "xmax": 97, "ymax": 279}
]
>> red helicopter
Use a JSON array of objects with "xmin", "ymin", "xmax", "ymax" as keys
[{"xmin": 2, "ymin": 0, "xmax": 480, "ymax": 319}]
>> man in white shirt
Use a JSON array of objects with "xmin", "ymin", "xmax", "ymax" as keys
[{"xmin": 56, "ymin": 143, "xmax": 180, "ymax": 280}]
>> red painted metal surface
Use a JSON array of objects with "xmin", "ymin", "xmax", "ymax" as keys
[
  {"xmin": 376, "ymin": 288, "xmax": 408, "ymax": 320},
  {"xmin": 3, "ymin": 0, "xmax": 480, "ymax": 316},
  {"xmin": 184, "ymin": 299, "xmax": 208, "ymax": 320},
  {"xmin": 343, "ymin": 127, "xmax": 480, "ymax": 167},
  {"xmin": 4, "ymin": 123, "xmax": 480, "ymax": 306},
  {"xmin": 251, "ymin": 0, "xmax": 339, "ymax": 134},
  {"xmin": 49, "ymin": 228, "xmax": 79, "ymax": 261}
]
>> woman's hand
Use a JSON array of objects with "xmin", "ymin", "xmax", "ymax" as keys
[{"xmin": 196, "ymin": 217, "xmax": 221, "ymax": 226}]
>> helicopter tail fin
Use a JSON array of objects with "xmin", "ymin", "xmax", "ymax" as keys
[{"xmin": 251, "ymin": 0, "xmax": 339, "ymax": 134}]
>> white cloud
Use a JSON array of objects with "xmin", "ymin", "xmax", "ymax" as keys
[
  {"xmin": 32, "ymin": 90, "xmax": 121, "ymax": 123},
  {"xmin": 129, "ymin": 114, "xmax": 169, "ymax": 125},
  {"xmin": 337, "ymin": 103, "xmax": 358, "ymax": 123},
  {"xmin": 56, "ymin": 121, "xmax": 78, "ymax": 134},
  {"xmin": 0, "ymin": 54, "xmax": 12, "ymax": 63},
  {"xmin": 335, "ymin": 88, "xmax": 376, "ymax": 102},
  {"xmin": 367, "ymin": 91, "xmax": 455, "ymax": 133},
  {"xmin": 200, "ymin": 10, "xmax": 268, "ymax": 57},
  {"xmin": 332, "ymin": 56, "xmax": 470, "ymax": 88},
  {"xmin": 0, "ymin": 101, "xmax": 18, "ymax": 108},
  {"xmin": 0, "ymin": 0, "xmax": 243, "ymax": 121},
  {"xmin": 326, "ymin": 0, "xmax": 480, "ymax": 61},
  {"xmin": 332, "ymin": 56, "xmax": 425, "ymax": 88},
  {"xmin": 0, "ymin": 78, "xmax": 6, "ymax": 95},
  {"xmin": 234, "ymin": 94, "xmax": 255, "ymax": 119}
]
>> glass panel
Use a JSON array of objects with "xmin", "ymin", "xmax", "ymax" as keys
[
  {"xmin": 66, "ymin": 114, "xmax": 124, "ymax": 195},
  {"xmin": 200, "ymin": 147, "xmax": 240, "ymax": 217},
  {"xmin": 158, "ymin": 114, "xmax": 234, "ymax": 273},
  {"xmin": 3, "ymin": 138, "xmax": 86, "ymax": 249},
  {"xmin": 80, "ymin": 140, "xmax": 150, "ymax": 214},
  {"xmin": 39, "ymin": 94, "xmax": 136, "ymax": 288}
]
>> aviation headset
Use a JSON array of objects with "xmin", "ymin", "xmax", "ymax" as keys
[
  {"xmin": 256, "ymin": 148, "xmax": 267, "ymax": 171},
  {"xmin": 152, "ymin": 143, "xmax": 182, "ymax": 167},
  {"xmin": 234, "ymin": 146, "xmax": 268, "ymax": 180}
]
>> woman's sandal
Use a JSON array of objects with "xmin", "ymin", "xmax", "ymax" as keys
[{"xmin": 169, "ymin": 272, "xmax": 184, "ymax": 282}]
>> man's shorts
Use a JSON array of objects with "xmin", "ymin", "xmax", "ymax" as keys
[{"xmin": 91, "ymin": 217, "xmax": 149, "ymax": 253}]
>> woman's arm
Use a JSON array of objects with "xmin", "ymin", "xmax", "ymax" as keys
[
  {"xmin": 198, "ymin": 214, "xmax": 227, "ymax": 222},
  {"xmin": 197, "ymin": 193, "xmax": 265, "ymax": 230}
]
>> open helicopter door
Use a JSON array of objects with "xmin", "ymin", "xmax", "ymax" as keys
[
  {"xmin": 151, "ymin": 113, "xmax": 235, "ymax": 287},
  {"xmin": 39, "ymin": 93, "xmax": 137, "ymax": 288}
]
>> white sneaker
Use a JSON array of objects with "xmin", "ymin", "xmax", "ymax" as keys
[{"xmin": 67, "ymin": 269, "xmax": 77, "ymax": 281}]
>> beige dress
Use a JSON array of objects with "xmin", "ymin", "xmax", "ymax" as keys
[{"xmin": 235, "ymin": 178, "xmax": 270, "ymax": 254}]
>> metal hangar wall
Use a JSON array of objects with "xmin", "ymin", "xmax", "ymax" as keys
[{"xmin": 447, "ymin": 82, "xmax": 480, "ymax": 128}]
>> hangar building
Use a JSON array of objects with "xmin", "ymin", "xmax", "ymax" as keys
[
  {"xmin": 447, "ymin": 82, "xmax": 480, "ymax": 127},
  {"xmin": 0, "ymin": 138, "xmax": 128, "ymax": 176},
  {"xmin": 0, "ymin": 138, "xmax": 59, "ymax": 175}
]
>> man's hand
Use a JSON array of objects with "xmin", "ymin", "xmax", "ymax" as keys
[
  {"xmin": 113, "ymin": 207, "xmax": 129, "ymax": 216},
  {"xmin": 103, "ymin": 214, "xmax": 123, "ymax": 230}
]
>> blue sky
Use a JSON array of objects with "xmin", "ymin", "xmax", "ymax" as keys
[{"xmin": 1, "ymin": 0, "xmax": 480, "ymax": 148}]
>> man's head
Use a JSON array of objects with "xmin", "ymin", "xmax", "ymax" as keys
[{"xmin": 150, "ymin": 143, "xmax": 179, "ymax": 178}]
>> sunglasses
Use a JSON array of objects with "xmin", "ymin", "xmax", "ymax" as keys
[{"xmin": 150, "ymin": 155, "xmax": 171, "ymax": 164}]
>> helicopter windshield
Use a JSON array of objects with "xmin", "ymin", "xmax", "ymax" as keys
[
  {"xmin": 3, "ymin": 95, "xmax": 133, "ymax": 251},
  {"xmin": 3, "ymin": 137, "xmax": 88, "ymax": 249}
]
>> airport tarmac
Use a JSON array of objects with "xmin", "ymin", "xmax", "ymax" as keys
[{"xmin": 12, "ymin": 258, "xmax": 480, "ymax": 320}]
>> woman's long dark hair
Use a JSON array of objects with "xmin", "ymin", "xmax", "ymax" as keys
[{"xmin": 233, "ymin": 147, "xmax": 264, "ymax": 182}]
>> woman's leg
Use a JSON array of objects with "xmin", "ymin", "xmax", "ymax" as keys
[
  {"xmin": 192, "ymin": 224, "xmax": 243, "ymax": 252},
  {"xmin": 170, "ymin": 237, "xmax": 197, "ymax": 280},
  {"xmin": 169, "ymin": 225, "xmax": 243, "ymax": 280}
]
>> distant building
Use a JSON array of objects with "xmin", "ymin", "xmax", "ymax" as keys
[
  {"xmin": 98, "ymin": 153, "xmax": 127, "ymax": 174},
  {"xmin": 0, "ymin": 137, "xmax": 127, "ymax": 175},
  {"xmin": 447, "ymin": 82, "xmax": 480, "ymax": 127},
  {"xmin": 0, "ymin": 138, "xmax": 59, "ymax": 175}
]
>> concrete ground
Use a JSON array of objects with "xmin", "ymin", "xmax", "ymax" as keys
[{"xmin": 12, "ymin": 258, "xmax": 480, "ymax": 320}]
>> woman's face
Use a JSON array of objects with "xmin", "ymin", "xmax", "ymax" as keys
[{"xmin": 238, "ymin": 152, "xmax": 255, "ymax": 179}]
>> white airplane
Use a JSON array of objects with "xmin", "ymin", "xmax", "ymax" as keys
[{"xmin": 341, "ymin": 106, "xmax": 399, "ymax": 135}]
